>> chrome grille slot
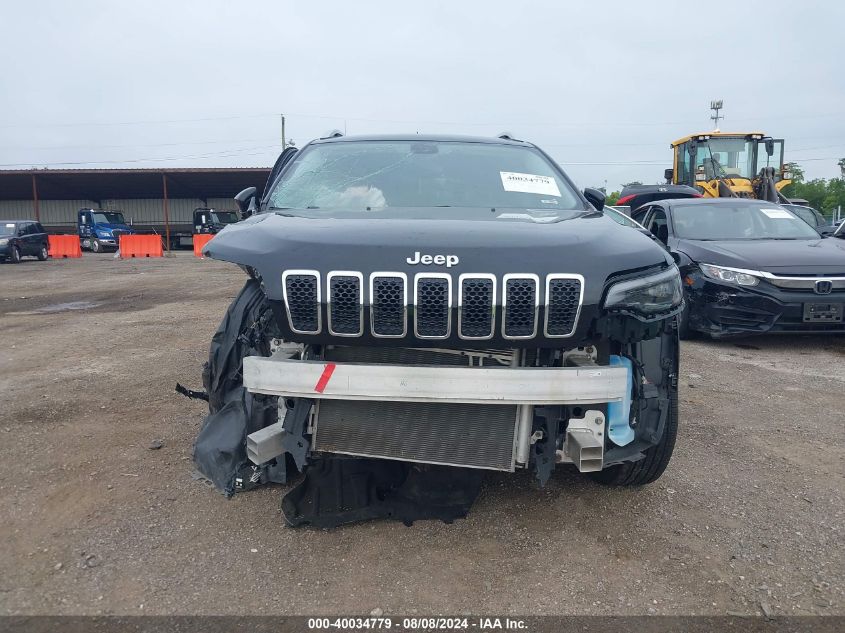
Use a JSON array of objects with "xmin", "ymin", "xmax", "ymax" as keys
[
  {"xmin": 414, "ymin": 274, "xmax": 451, "ymax": 338},
  {"xmin": 280, "ymin": 270, "xmax": 583, "ymax": 340},
  {"xmin": 370, "ymin": 273, "xmax": 407, "ymax": 337},
  {"xmin": 458, "ymin": 274, "xmax": 496, "ymax": 340},
  {"xmin": 503, "ymin": 274, "xmax": 539, "ymax": 339},
  {"xmin": 545, "ymin": 275, "xmax": 583, "ymax": 337},
  {"xmin": 283, "ymin": 270, "xmax": 321, "ymax": 334},
  {"xmin": 328, "ymin": 272, "xmax": 363, "ymax": 336}
]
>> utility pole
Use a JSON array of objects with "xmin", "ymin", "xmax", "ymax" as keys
[
  {"xmin": 162, "ymin": 173, "xmax": 171, "ymax": 254},
  {"xmin": 710, "ymin": 100, "xmax": 724, "ymax": 130},
  {"xmin": 280, "ymin": 114, "xmax": 286, "ymax": 149}
]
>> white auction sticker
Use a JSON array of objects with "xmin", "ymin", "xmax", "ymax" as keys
[
  {"xmin": 500, "ymin": 171, "xmax": 561, "ymax": 197},
  {"xmin": 760, "ymin": 208, "xmax": 794, "ymax": 219}
]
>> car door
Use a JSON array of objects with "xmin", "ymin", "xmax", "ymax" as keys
[
  {"xmin": 644, "ymin": 207, "xmax": 670, "ymax": 246},
  {"xmin": 29, "ymin": 222, "xmax": 42, "ymax": 254},
  {"xmin": 18, "ymin": 222, "xmax": 35, "ymax": 255},
  {"xmin": 632, "ymin": 205, "xmax": 653, "ymax": 228},
  {"xmin": 34, "ymin": 222, "xmax": 48, "ymax": 254}
]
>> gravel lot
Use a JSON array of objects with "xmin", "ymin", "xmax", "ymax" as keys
[{"xmin": 1, "ymin": 254, "xmax": 843, "ymax": 616}]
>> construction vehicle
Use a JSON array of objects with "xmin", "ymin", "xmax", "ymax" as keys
[{"xmin": 666, "ymin": 131, "xmax": 792, "ymax": 203}]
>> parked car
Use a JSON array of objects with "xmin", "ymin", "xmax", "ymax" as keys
[
  {"xmin": 616, "ymin": 183, "xmax": 701, "ymax": 212},
  {"xmin": 193, "ymin": 134, "xmax": 685, "ymax": 527},
  {"xmin": 0, "ymin": 220, "xmax": 49, "ymax": 263},
  {"xmin": 780, "ymin": 203, "xmax": 837, "ymax": 236},
  {"xmin": 631, "ymin": 198, "xmax": 845, "ymax": 338}
]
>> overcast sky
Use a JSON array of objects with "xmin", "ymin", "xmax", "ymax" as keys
[{"xmin": 1, "ymin": 0, "xmax": 843, "ymax": 191}]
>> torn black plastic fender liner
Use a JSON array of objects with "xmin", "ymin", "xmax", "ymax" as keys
[
  {"xmin": 203, "ymin": 278, "xmax": 273, "ymax": 414},
  {"xmin": 192, "ymin": 279, "xmax": 285, "ymax": 496},
  {"xmin": 282, "ymin": 457, "xmax": 485, "ymax": 529},
  {"xmin": 175, "ymin": 382, "xmax": 208, "ymax": 401}
]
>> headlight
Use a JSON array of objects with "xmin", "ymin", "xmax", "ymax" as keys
[
  {"xmin": 604, "ymin": 267, "xmax": 683, "ymax": 317},
  {"xmin": 97, "ymin": 230, "xmax": 112, "ymax": 238},
  {"xmin": 699, "ymin": 263, "xmax": 760, "ymax": 286},
  {"xmin": 0, "ymin": 238, "xmax": 8, "ymax": 246}
]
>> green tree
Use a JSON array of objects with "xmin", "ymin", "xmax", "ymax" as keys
[
  {"xmin": 605, "ymin": 191, "xmax": 621, "ymax": 205},
  {"xmin": 779, "ymin": 162, "xmax": 805, "ymax": 199},
  {"xmin": 779, "ymin": 160, "xmax": 845, "ymax": 220},
  {"xmin": 794, "ymin": 179, "xmax": 829, "ymax": 211}
]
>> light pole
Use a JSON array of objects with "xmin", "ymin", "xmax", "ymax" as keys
[{"xmin": 710, "ymin": 100, "xmax": 724, "ymax": 130}]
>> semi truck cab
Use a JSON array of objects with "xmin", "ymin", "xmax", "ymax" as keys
[
  {"xmin": 193, "ymin": 208, "xmax": 239, "ymax": 234},
  {"xmin": 78, "ymin": 209, "xmax": 135, "ymax": 252}
]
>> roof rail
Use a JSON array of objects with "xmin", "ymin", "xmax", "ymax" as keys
[{"xmin": 321, "ymin": 130, "xmax": 344, "ymax": 139}]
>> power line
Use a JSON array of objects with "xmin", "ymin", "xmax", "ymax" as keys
[
  {"xmin": 3, "ymin": 147, "xmax": 841, "ymax": 170},
  {"xmin": 2, "ymin": 109, "xmax": 844, "ymax": 131},
  {"xmin": 4, "ymin": 137, "xmax": 276, "ymax": 152},
  {"xmin": 0, "ymin": 145, "xmax": 279, "ymax": 168},
  {"xmin": 0, "ymin": 112, "xmax": 279, "ymax": 130},
  {"xmin": 556, "ymin": 156, "xmax": 845, "ymax": 166},
  {"xmin": 7, "ymin": 135, "xmax": 843, "ymax": 153}
]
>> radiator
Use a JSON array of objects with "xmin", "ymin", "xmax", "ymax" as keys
[{"xmin": 312, "ymin": 399, "xmax": 518, "ymax": 471}]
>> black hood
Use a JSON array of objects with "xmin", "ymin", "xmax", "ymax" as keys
[
  {"xmin": 206, "ymin": 211, "xmax": 672, "ymax": 305},
  {"xmin": 676, "ymin": 237, "xmax": 845, "ymax": 275},
  {"xmin": 204, "ymin": 210, "xmax": 673, "ymax": 347}
]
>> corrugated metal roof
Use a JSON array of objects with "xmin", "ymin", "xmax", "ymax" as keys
[{"xmin": 0, "ymin": 167, "xmax": 272, "ymax": 200}]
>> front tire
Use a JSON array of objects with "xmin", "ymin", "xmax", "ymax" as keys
[
  {"xmin": 590, "ymin": 382, "xmax": 678, "ymax": 486},
  {"xmin": 37, "ymin": 245, "xmax": 49, "ymax": 261},
  {"xmin": 10, "ymin": 246, "xmax": 21, "ymax": 263},
  {"xmin": 90, "ymin": 238, "xmax": 102, "ymax": 253}
]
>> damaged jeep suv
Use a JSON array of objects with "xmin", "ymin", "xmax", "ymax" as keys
[{"xmin": 194, "ymin": 134, "xmax": 683, "ymax": 526}]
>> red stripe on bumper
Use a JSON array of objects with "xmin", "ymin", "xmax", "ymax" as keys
[{"xmin": 314, "ymin": 363, "xmax": 337, "ymax": 393}]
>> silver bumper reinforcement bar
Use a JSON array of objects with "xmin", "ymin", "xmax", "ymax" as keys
[{"xmin": 242, "ymin": 356, "xmax": 628, "ymax": 405}]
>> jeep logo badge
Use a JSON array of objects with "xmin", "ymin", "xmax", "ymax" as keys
[
  {"xmin": 814, "ymin": 280, "xmax": 833, "ymax": 295},
  {"xmin": 406, "ymin": 251, "xmax": 459, "ymax": 268}
]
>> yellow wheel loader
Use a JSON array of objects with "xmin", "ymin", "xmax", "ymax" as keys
[{"xmin": 667, "ymin": 132, "xmax": 793, "ymax": 203}]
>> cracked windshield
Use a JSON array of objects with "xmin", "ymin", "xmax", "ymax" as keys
[{"xmin": 267, "ymin": 140, "xmax": 583, "ymax": 220}]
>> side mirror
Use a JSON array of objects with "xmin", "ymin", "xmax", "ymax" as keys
[
  {"xmin": 664, "ymin": 168, "xmax": 674, "ymax": 183},
  {"xmin": 583, "ymin": 187, "xmax": 606, "ymax": 210},
  {"xmin": 234, "ymin": 186, "xmax": 257, "ymax": 217},
  {"xmin": 765, "ymin": 138, "xmax": 775, "ymax": 156}
]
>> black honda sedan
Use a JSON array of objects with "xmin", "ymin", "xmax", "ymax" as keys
[{"xmin": 631, "ymin": 198, "xmax": 845, "ymax": 338}]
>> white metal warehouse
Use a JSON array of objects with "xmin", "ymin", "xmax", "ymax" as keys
[{"xmin": 0, "ymin": 167, "xmax": 271, "ymax": 230}]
